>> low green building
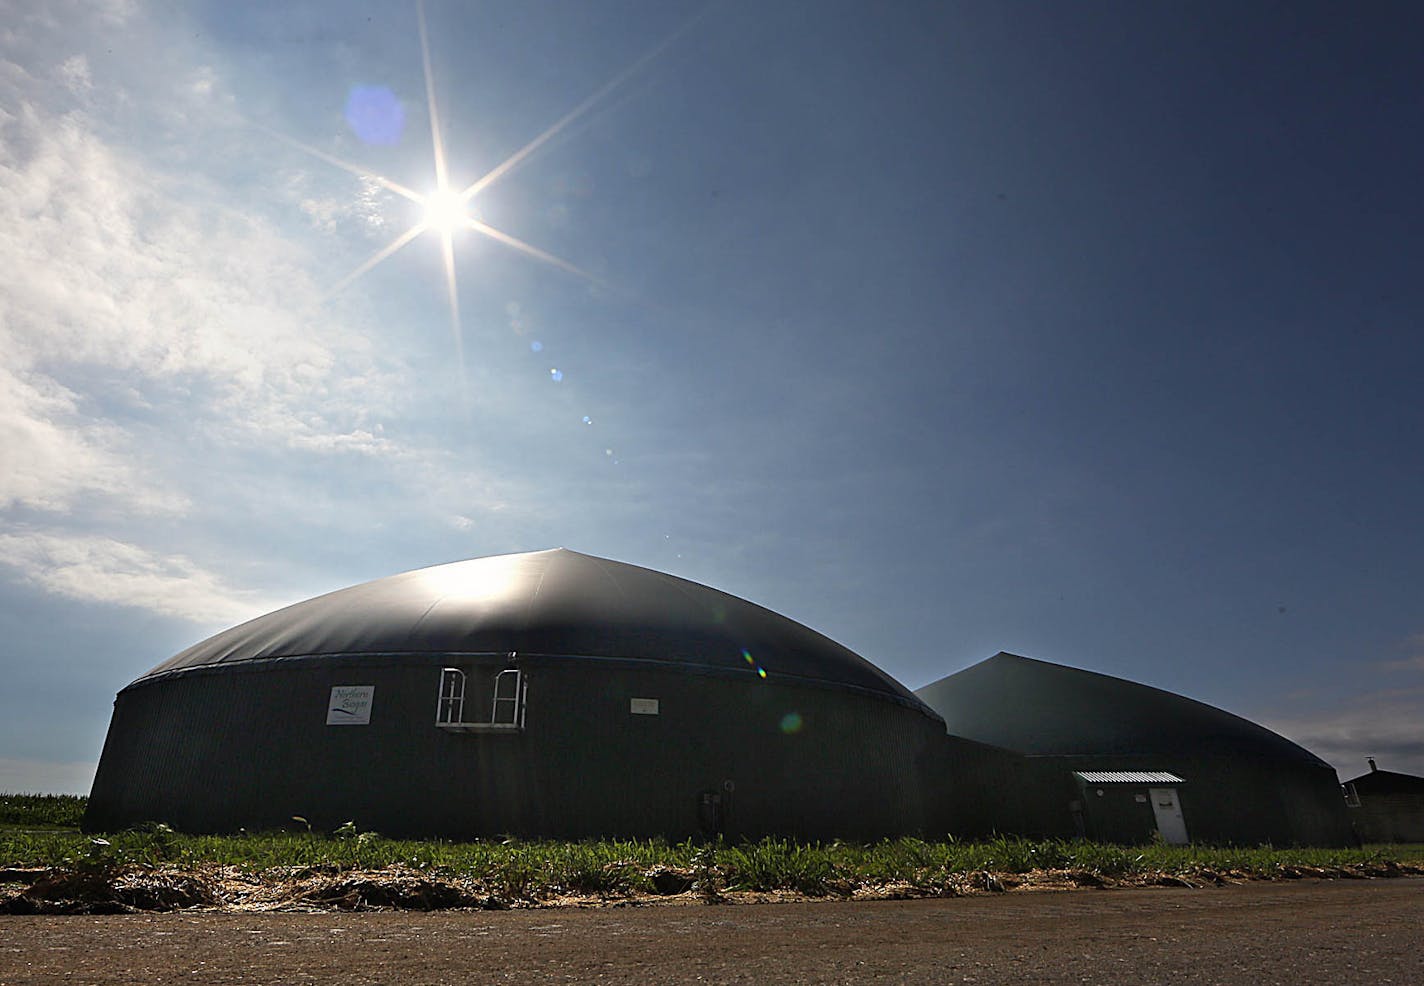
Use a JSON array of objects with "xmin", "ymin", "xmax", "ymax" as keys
[{"xmin": 1344, "ymin": 761, "xmax": 1424, "ymax": 843}]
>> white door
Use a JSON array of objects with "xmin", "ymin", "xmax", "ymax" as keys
[{"xmin": 1148, "ymin": 787, "xmax": 1189, "ymax": 845}]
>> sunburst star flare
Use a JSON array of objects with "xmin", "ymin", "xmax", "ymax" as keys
[{"xmin": 268, "ymin": 0, "xmax": 706, "ymax": 387}]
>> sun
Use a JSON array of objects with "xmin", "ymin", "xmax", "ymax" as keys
[{"xmin": 421, "ymin": 187, "xmax": 468, "ymax": 234}]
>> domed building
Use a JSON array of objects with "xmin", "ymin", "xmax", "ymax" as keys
[
  {"xmin": 86, "ymin": 555, "xmax": 1357, "ymax": 846},
  {"xmin": 85, "ymin": 549, "xmax": 946, "ymax": 840},
  {"xmin": 915, "ymin": 653, "xmax": 1353, "ymax": 846}
]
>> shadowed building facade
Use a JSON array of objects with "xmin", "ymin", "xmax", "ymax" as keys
[
  {"xmin": 87, "ymin": 553, "xmax": 1354, "ymax": 845},
  {"xmin": 1343, "ymin": 761, "xmax": 1424, "ymax": 843},
  {"xmin": 85, "ymin": 549, "xmax": 945, "ymax": 840},
  {"xmin": 915, "ymin": 653, "xmax": 1354, "ymax": 846}
]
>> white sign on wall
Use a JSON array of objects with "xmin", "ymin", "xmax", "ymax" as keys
[
  {"xmin": 326, "ymin": 685, "xmax": 375, "ymax": 725},
  {"xmin": 629, "ymin": 697, "xmax": 660, "ymax": 716}
]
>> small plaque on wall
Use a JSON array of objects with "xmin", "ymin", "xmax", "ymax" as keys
[
  {"xmin": 327, "ymin": 686, "xmax": 375, "ymax": 725},
  {"xmin": 629, "ymin": 697, "xmax": 660, "ymax": 716}
]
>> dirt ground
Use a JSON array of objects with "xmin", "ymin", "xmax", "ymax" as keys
[{"xmin": 2, "ymin": 878, "xmax": 1421, "ymax": 985}]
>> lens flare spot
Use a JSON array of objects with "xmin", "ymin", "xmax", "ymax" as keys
[
  {"xmin": 779, "ymin": 712, "xmax": 803, "ymax": 734},
  {"xmin": 742, "ymin": 649, "xmax": 755, "ymax": 665},
  {"xmin": 530, "ymin": 340, "xmax": 544, "ymax": 352},
  {"xmin": 344, "ymin": 85, "xmax": 405, "ymax": 145},
  {"xmin": 757, "ymin": 667, "xmax": 767, "ymax": 679},
  {"xmin": 582, "ymin": 415, "xmax": 592, "ymax": 425},
  {"xmin": 549, "ymin": 368, "xmax": 563, "ymax": 382}
]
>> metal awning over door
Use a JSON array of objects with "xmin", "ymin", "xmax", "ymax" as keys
[{"xmin": 1073, "ymin": 771, "xmax": 1185, "ymax": 784}]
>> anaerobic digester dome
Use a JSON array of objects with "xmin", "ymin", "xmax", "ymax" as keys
[
  {"xmin": 916, "ymin": 653, "xmax": 1352, "ymax": 845},
  {"xmin": 86, "ymin": 549, "xmax": 945, "ymax": 839}
]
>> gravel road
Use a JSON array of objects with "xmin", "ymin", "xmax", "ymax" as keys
[{"xmin": 3, "ymin": 878, "xmax": 1420, "ymax": 984}]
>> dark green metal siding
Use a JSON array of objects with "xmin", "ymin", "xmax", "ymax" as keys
[
  {"xmin": 1344, "ymin": 770, "xmax": 1424, "ymax": 843},
  {"xmin": 920, "ymin": 737, "xmax": 1077, "ymax": 840},
  {"xmin": 86, "ymin": 654, "xmax": 941, "ymax": 840},
  {"xmin": 916, "ymin": 653, "xmax": 1354, "ymax": 846}
]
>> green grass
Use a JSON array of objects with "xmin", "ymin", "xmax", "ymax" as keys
[
  {"xmin": 4, "ymin": 795, "xmax": 1422, "ymax": 901},
  {"xmin": 0, "ymin": 793, "xmax": 87, "ymax": 829},
  {"xmin": 2, "ymin": 828, "xmax": 1421, "ymax": 900}
]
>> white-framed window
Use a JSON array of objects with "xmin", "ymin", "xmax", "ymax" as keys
[
  {"xmin": 436, "ymin": 668, "xmax": 466, "ymax": 724},
  {"xmin": 436, "ymin": 662, "xmax": 526, "ymax": 731},
  {"xmin": 491, "ymin": 668, "xmax": 524, "ymax": 727}
]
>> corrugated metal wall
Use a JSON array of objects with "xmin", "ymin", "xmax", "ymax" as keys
[
  {"xmin": 1351, "ymin": 791, "xmax": 1424, "ymax": 843},
  {"xmin": 920, "ymin": 738, "xmax": 1078, "ymax": 840},
  {"xmin": 85, "ymin": 653, "xmax": 944, "ymax": 840}
]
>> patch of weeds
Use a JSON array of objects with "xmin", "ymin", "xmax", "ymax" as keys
[
  {"xmin": 691, "ymin": 841, "xmax": 724, "ymax": 903},
  {"xmin": 721, "ymin": 839, "xmax": 840, "ymax": 896}
]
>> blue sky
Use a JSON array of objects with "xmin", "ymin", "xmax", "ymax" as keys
[{"xmin": 2, "ymin": 0, "xmax": 1422, "ymax": 793}]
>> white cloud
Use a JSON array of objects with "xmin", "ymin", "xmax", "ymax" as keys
[
  {"xmin": 297, "ymin": 173, "xmax": 392, "ymax": 236},
  {"xmin": 0, "ymin": 530, "xmax": 281, "ymax": 625},
  {"xmin": 54, "ymin": 53, "xmax": 91, "ymax": 97},
  {"xmin": 287, "ymin": 426, "xmax": 401, "ymax": 455},
  {"xmin": 100, "ymin": 0, "xmax": 138, "ymax": 26},
  {"xmin": 1376, "ymin": 633, "xmax": 1424, "ymax": 673},
  {"xmin": 1264, "ymin": 688, "xmax": 1424, "ymax": 780},
  {"xmin": 0, "ymin": 107, "xmax": 365, "ymax": 414},
  {"xmin": 1260, "ymin": 631, "xmax": 1424, "ymax": 779},
  {"xmin": 0, "ymin": 11, "xmax": 419, "ymax": 524},
  {"xmin": 0, "ymin": 1, "xmax": 131, "ymax": 52},
  {"xmin": 0, "ymin": 363, "xmax": 185, "ymax": 513},
  {"xmin": 189, "ymin": 64, "xmax": 216, "ymax": 97}
]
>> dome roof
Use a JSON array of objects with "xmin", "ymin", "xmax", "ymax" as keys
[
  {"xmin": 137, "ymin": 548, "xmax": 932, "ymax": 712},
  {"xmin": 915, "ymin": 652, "xmax": 1328, "ymax": 766}
]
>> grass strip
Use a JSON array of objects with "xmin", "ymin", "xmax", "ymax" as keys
[{"xmin": 5, "ymin": 794, "xmax": 1422, "ymax": 903}]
